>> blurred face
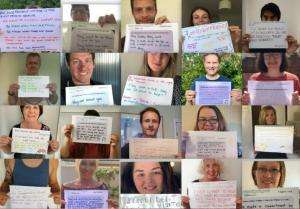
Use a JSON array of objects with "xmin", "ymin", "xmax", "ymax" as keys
[
  {"xmin": 263, "ymin": 53, "xmax": 282, "ymax": 71},
  {"xmin": 254, "ymin": 161, "xmax": 281, "ymax": 189},
  {"xmin": 141, "ymin": 111, "xmax": 160, "ymax": 137},
  {"xmin": 79, "ymin": 160, "xmax": 97, "ymax": 180},
  {"xmin": 265, "ymin": 109, "xmax": 276, "ymax": 125},
  {"xmin": 147, "ymin": 53, "xmax": 170, "ymax": 77},
  {"xmin": 192, "ymin": 9, "xmax": 210, "ymax": 26},
  {"xmin": 261, "ymin": 11, "xmax": 279, "ymax": 21},
  {"xmin": 69, "ymin": 53, "xmax": 94, "ymax": 85},
  {"xmin": 204, "ymin": 54, "xmax": 220, "ymax": 77},
  {"xmin": 71, "ymin": 7, "xmax": 89, "ymax": 22},
  {"xmin": 202, "ymin": 159, "xmax": 221, "ymax": 181},
  {"xmin": 25, "ymin": 56, "xmax": 41, "ymax": 75},
  {"xmin": 22, "ymin": 105, "xmax": 40, "ymax": 122},
  {"xmin": 132, "ymin": 0, "xmax": 157, "ymax": 24},
  {"xmin": 133, "ymin": 162, "xmax": 163, "ymax": 194},
  {"xmin": 197, "ymin": 107, "xmax": 219, "ymax": 131}
]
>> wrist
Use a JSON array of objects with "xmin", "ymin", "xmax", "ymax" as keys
[{"xmin": 8, "ymin": 91, "xmax": 15, "ymax": 96}]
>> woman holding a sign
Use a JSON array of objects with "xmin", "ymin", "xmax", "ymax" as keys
[
  {"xmin": 185, "ymin": 54, "xmax": 242, "ymax": 105},
  {"xmin": 182, "ymin": 159, "xmax": 242, "ymax": 209},
  {"xmin": 0, "ymin": 104, "xmax": 59, "ymax": 158},
  {"xmin": 242, "ymin": 53, "xmax": 300, "ymax": 105},
  {"xmin": 140, "ymin": 53, "xmax": 181, "ymax": 105},
  {"xmin": 0, "ymin": 159, "xmax": 60, "ymax": 207},
  {"xmin": 60, "ymin": 109, "xmax": 119, "ymax": 159},
  {"xmin": 121, "ymin": 161, "xmax": 181, "ymax": 194},
  {"xmin": 255, "ymin": 106, "xmax": 287, "ymax": 159},
  {"xmin": 61, "ymin": 159, "xmax": 118, "ymax": 209}
]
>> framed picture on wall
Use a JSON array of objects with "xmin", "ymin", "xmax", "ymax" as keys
[{"xmin": 120, "ymin": 113, "xmax": 164, "ymax": 147}]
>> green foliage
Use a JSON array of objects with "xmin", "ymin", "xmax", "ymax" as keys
[
  {"xmin": 181, "ymin": 53, "xmax": 243, "ymax": 104},
  {"xmin": 95, "ymin": 167, "xmax": 119, "ymax": 199},
  {"xmin": 0, "ymin": 0, "xmax": 60, "ymax": 9}
]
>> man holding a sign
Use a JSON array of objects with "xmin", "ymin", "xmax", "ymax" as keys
[
  {"xmin": 185, "ymin": 54, "xmax": 242, "ymax": 105},
  {"xmin": 8, "ymin": 53, "xmax": 58, "ymax": 105}
]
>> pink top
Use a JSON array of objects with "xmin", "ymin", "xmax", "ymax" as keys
[{"xmin": 249, "ymin": 71, "xmax": 300, "ymax": 92}]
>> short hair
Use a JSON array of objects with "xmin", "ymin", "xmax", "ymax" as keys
[
  {"xmin": 130, "ymin": 0, "xmax": 157, "ymax": 12},
  {"xmin": 121, "ymin": 162, "xmax": 180, "ymax": 193},
  {"xmin": 190, "ymin": 6, "xmax": 211, "ymax": 26},
  {"xmin": 142, "ymin": 53, "xmax": 177, "ymax": 78},
  {"xmin": 203, "ymin": 53, "xmax": 221, "ymax": 63},
  {"xmin": 65, "ymin": 53, "xmax": 95, "ymax": 66},
  {"xmin": 199, "ymin": 158, "xmax": 224, "ymax": 177},
  {"xmin": 20, "ymin": 105, "xmax": 43, "ymax": 118},
  {"xmin": 194, "ymin": 106, "xmax": 226, "ymax": 131},
  {"xmin": 260, "ymin": 3, "xmax": 281, "ymax": 20},
  {"xmin": 84, "ymin": 109, "xmax": 100, "ymax": 117},
  {"xmin": 139, "ymin": 107, "xmax": 161, "ymax": 124},
  {"xmin": 258, "ymin": 106, "xmax": 277, "ymax": 125},
  {"xmin": 71, "ymin": 4, "xmax": 90, "ymax": 18},
  {"xmin": 258, "ymin": 53, "xmax": 287, "ymax": 73},
  {"xmin": 252, "ymin": 161, "xmax": 286, "ymax": 187},
  {"xmin": 26, "ymin": 53, "xmax": 41, "ymax": 64}
]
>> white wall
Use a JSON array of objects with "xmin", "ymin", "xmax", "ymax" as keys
[
  {"xmin": 243, "ymin": 0, "xmax": 300, "ymax": 41},
  {"xmin": 182, "ymin": 159, "xmax": 242, "ymax": 195},
  {"xmin": 121, "ymin": 0, "xmax": 182, "ymax": 36},
  {"xmin": 0, "ymin": 53, "xmax": 61, "ymax": 105},
  {"xmin": 242, "ymin": 159, "xmax": 300, "ymax": 190}
]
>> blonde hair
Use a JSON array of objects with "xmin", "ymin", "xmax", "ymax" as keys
[
  {"xmin": 258, "ymin": 106, "xmax": 277, "ymax": 125},
  {"xmin": 199, "ymin": 158, "xmax": 224, "ymax": 177},
  {"xmin": 140, "ymin": 53, "xmax": 177, "ymax": 78}
]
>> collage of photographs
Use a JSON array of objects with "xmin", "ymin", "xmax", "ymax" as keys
[{"xmin": 0, "ymin": 0, "xmax": 300, "ymax": 208}]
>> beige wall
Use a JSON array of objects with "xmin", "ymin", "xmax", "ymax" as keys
[
  {"xmin": 121, "ymin": 0, "xmax": 182, "ymax": 36},
  {"xmin": 0, "ymin": 53, "xmax": 61, "ymax": 105}
]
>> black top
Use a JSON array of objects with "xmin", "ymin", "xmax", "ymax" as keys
[{"xmin": 255, "ymin": 152, "xmax": 287, "ymax": 159}]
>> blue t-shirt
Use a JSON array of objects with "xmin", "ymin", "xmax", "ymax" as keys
[{"xmin": 190, "ymin": 75, "xmax": 232, "ymax": 90}]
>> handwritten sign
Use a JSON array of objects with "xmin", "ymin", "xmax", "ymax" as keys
[
  {"xmin": 248, "ymin": 21, "xmax": 288, "ymax": 49},
  {"xmin": 248, "ymin": 80, "xmax": 293, "ymax": 105},
  {"xmin": 65, "ymin": 190, "xmax": 108, "ymax": 209},
  {"xmin": 255, "ymin": 126, "xmax": 294, "ymax": 153},
  {"xmin": 10, "ymin": 185, "xmax": 50, "ymax": 209},
  {"xmin": 18, "ymin": 76, "xmax": 49, "ymax": 98},
  {"xmin": 70, "ymin": 22, "xmax": 118, "ymax": 52},
  {"xmin": 11, "ymin": 128, "xmax": 50, "ymax": 155},
  {"xmin": 182, "ymin": 21, "xmax": 234, "ymax": 53},
  {"xmin": 120, "ymin": 194, "xmax": 182, "ymax": 209},
  {"xmin": 66, "ymin": 85, "xmax": 114, "ymax": 106},
  {"xmin": 124, "ymin": 23, "xmax": 179, "ymax": 52},
  {"xmin": 195, "ymin": 81, "xmax": 231, "ymax": 105},
  {"xmin": 122, "ymin": 75, "xmax": 174, "ymax": 105},
  {"xmin": 243, "ymin": 188, "xmax": 299, "ymax": 209},
  {"xmin": 129, "ymin": 138, "xmax": 178, "ymax": 159},
  {"xmin": 185, "ymin": 131, "xmax": 238, "ymax": 159},
  {"xmin": 72, "ymin": 115, "xmax": 112, "ymax": 144},
  {"xmin": 0, "ymin": 8, "xmax": 61, "ymax": 52},
  {"xmin": 188, "ymin": 181, "xmax": 237, "ymax": 209}
]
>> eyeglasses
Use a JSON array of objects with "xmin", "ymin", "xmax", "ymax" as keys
[
  {"xmin": 256, "ymin": 167, "xmax": 280, "ymax": 174},
  {"xmin": 198, "ymin": 117, "xmax": 219, "ymax": 125}
]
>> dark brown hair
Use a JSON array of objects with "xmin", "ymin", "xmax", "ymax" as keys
[
  {"xmin": 130, "ymin": 0, "xmax": 157, "ymax": 12},
  {"xmin": 139, "ymin": 107, "xmax": 161, "ymax": 124},
  {"xmin": 65, "ymin": 53, "xmax": 95, "ymax": 66},
  {"xmin": 194, "ymin": 106, "xmax": 226, "ymax": 131},
  {"xmin": 20, "ymin": 105, "xmax": 43, "ymax": 118},
  {"xmin": 258, "ymin": 53, "xmax": 287, "ymax": 73}
]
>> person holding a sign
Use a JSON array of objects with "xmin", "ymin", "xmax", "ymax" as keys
[
  {"xmin": 0, "ymin": 159, "xmax": 60, "ymax": 207},
  {"xmin": 255, "ymin": 106, "xmax": 287, "ymax": 159},
  {"xmin": 185, "ymin": 54, "xmax": 242, "ymax": 105},
  {"xmin": 60, "ymin": 109, "xmax": 119, "ymax": 159},
  {"xmin": 121, "ymin": 0, "xmax": 170, "ymax": 51},
  {"xmin": 0, "ymin": 105, "xmax": 59, "ymax": 158},
  {"xmin": 140, "ymin": 53, "xmax": 181, "ymax": 105},
  {"xmin": 189, "ymin": 6, "xmax": 241, "ymax": 52},
  {"xmin": 61, "ymin": 159, "xmax": 118, "ymax": 209},
  {"xmin": 121, "ymin": 161, "xmax": 180, "ymax": 194},
  {"xmin": 8, "ymin": 53, "xmax": 58, "ymax": 105},
  {"xmin": 182, "ymin": 159, "xmax": 242, "ymax": 209},
  {"xmin": 251, "ymin": 161, "xmax": 286, "ymax": 189},
  {"xmin": 242, "ymin": 2, "xmax": 299, "ymax": 53},
  {"xmin": 242, "ymin": 53, "xmax": 300, "ymax": 105}
]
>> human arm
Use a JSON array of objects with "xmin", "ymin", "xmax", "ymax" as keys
[
  {"xmin": 229, "ymin": 25, "xmax": 241, "ymax": 52},
  {"xmin": 109, "ymin": 134, "xmax": 119, "ymax": 159},
  {"xmin": 60, "ymin": 124, "xmax": 74, "ymax": 158},
  {"xmin": 47, "ymin": 82, "xmax": 58, "ymax": 105},
  {"xmin": 98, "ymin": 14, "xmax": 117, "ymax": 27},
  {"xmin": 49, "ymin": 159, "xmax": 61, "ymax": 205},
  {"xmin": 0, "ymin": 159, "xmax": 14, "ymax": 206},
  {"xmin": 8, "ymin": 83, "xmax": 20, "ymax": 105}
]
